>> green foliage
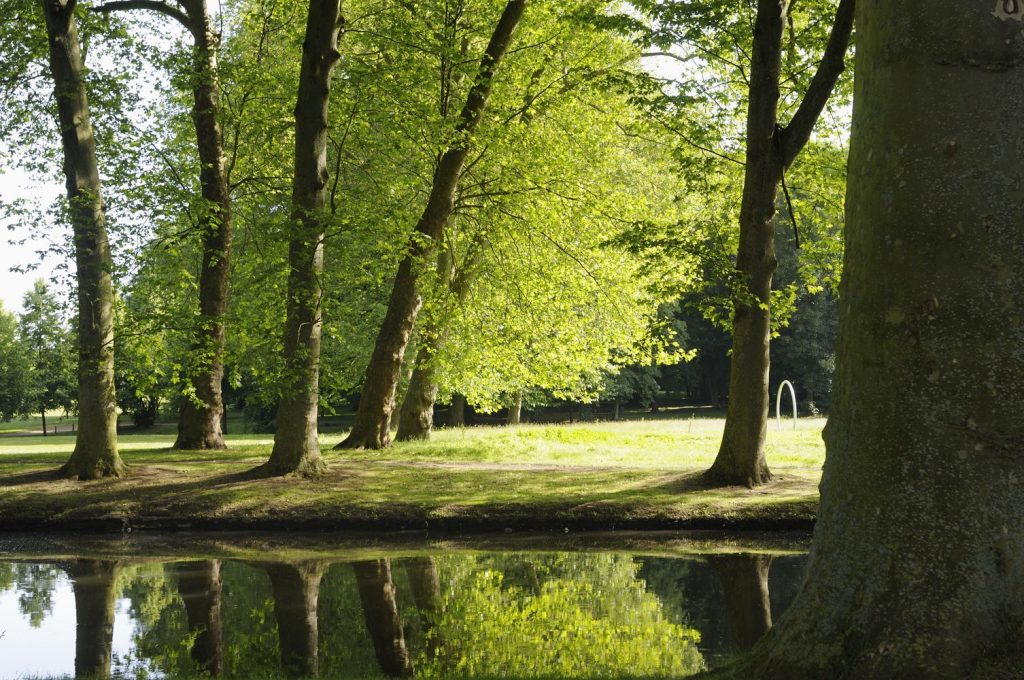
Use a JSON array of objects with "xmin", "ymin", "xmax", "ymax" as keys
[
  {"xmin": 18, "ymin": 280, "xmax": 76, "ymax": 419},
  {"xmin": 0, "ymin": 301, "xmax": 32, "ymax": 420}
]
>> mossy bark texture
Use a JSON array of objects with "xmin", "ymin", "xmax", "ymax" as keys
[
  {"xmin": 263, "ymin": 0, "xmax": 345, "ymax": 476},
  {"xmin": 713, "ymin": 1, "xmax": 1024, "ymax": 676},
  {"xmin": 43, "ymin": 0, "xmax": 125, "ymax": 480}
]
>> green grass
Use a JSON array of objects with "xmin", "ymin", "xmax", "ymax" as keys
[{"xmin": 0, "ymin": 418, "xmax": 825, "ymax": 531}]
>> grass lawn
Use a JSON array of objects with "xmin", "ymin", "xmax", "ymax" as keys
[{"xmin": 0, "ymin": 418, "xmax": 825, "ymax": 532}]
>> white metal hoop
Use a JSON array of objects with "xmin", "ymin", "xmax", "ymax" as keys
[{"xmin": 776, "ymin": 380, "xmax": 797, "ymax": 431}]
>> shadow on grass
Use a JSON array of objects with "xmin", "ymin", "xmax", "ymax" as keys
[{"xmin": 0, "ymin": 468, "xmax": 65, "ymax": 487}]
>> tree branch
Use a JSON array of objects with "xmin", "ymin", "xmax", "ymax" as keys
[
  {"xmin": 778, "ymin": 0, "xmax": 855, "ymax": 168},
  {"xmin": 90, "ymin": 0, "xmax": 194, "ymax": 34}
]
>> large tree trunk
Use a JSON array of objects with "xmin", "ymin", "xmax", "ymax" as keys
[
  {"xmin": 708, "ymin": 554, "xmax": 773, "ymax": 652},
  {"xmin": 449, "ymin": 393, "xmax": 467, "ymax": 427},
  {"xmin": 715, "ymin": 2, "xmax": 1024, "ymax": 676},
  {"xmin": 265, "ymin": 562, "xmax": 327, "ymax": 678},
  {"xmin": 261, "ymin": 0, "xmax": 345, "ymax": 476},
  {"xmin": 68, "ymin": 560, "xmax": 118, "ymax": 679},
  {"xmin": 170, "ymin": 560, "xmax": 224, "ymax": 676},
  {"xmin": 707, "ymin": 0, "xmax": 854, "ymax": 487},
  {"xmin": 354, "ymin": 559, "xmax": 414, "ymax": 677},
  {"xmin": 338, "ymin": 0, "xmax": 527, "ymax": 450},
  {"xmin": 175, "ymin": 0, "xmax": 232, "ymax": 451},
  {"xmin": 43, "ymin": 0, "xmax": 125, "ymax": 480}
]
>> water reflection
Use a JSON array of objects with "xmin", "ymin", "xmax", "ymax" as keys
[{"xmin": 0, "ymin": 540, "xmax": 808, "ymax": 678}]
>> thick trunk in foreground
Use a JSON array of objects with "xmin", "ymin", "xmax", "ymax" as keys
[
  {"xmin": 713, "ymin": 2, "xmax": 1024, "ymax": 677},
  {"xmin": 708, "ymin": 0, "xmax": 854, "ymax": 487},
  {"xmin": 43, "ymin": 0, "xmax": 124, "ymax": 480},
  {"xmin": 708, "ymin": 554, "xmax": 773, "ymax": 651},
  {"xmin": 175, "ymin": 0, "xmax": 232, "ymax": 451},
  {"xmin": 338, "ymin": 0, "xmax": 527, "ymax": 450},
  {"xmin": 170, "ymin": 560, "xmax": 224, "ymax": 675},
  {"xmin": 354, "ymin": 559, "xmax": 414, "ymax": 677},
  {"xmin": 266, "ymin": 562, "xmax": 327, "ymax": 678},
  {"xmin": 261, "ymin": 0, "xmax": 344, "ymax": 476},
  {"xmin": 68, "ymin": 560, "xmax": 118, "ymax": 679}
]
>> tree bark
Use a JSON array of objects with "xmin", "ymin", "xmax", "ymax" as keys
[
  {"xmin": 43, "ymin": 0, "xmax": 125, "ymax": 480},
  {"xmin": 41, "ymin": 408, "xmax": 47, "ymax": 436},
  {"xmin": 708, "ymin": 0, "xmax": 854, "ymax": 487},
  {"xmin": 68, "ymin": 560, "xmax": 118, "ymax": 679},
  {"xmin": 337, "ymin": 0, "xmax": 527, "ymax": 450},
  {"xmin": 174, "ymin": 0, "xmax": 232, "ymax": 451},
  {"xmin": 708, "ymin": 554, "xmax": 773, "ymax": 652},
  {"xmin": 170, "ymin": 560, "xmax": 224, "ymax": 676},
  {"xmin": 261, "ymin": 0, "xmax": 345, "ymax": 476},
  {"xmin": 395, "ymin": 351, "xmax": 439, "ymax": 441},
  {"xmin": 354, "ymin": 559, "xmax": 414, "ymax": 677},
  {"xmin": 506, "ymin": 391, "xmax": 523, "ymax": 425},
  {"xmin": 265, "ymin": 562, "xmax": 327, "ymax": 678},
  {"xmin": 713, "ymin": 1, "xmax": 1024, "ymax": 676},
  {"xmin": 449, "ymin": 393, "xmax": 466, "ymax": 427}
]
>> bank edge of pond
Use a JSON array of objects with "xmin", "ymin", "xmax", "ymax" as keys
[{"xmin": 0, "ymin": 504, "xmax": 815, "ymax": 535}]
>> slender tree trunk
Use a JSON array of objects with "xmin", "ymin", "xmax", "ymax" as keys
[
  {"xmin": 170, "ymin": 560, "xmax": 224, "ymax": 676},
  {"xmin": 41, "ymin": 408, "xmax": 47, "ymax": 436},
  {"xmin": 175, "ymin": 0, "xmax": 232, "ymax": 451},
  {"xmin": 261, "ymin": 0, "xmax": 345, "ymax": 476},
  {"xmin": 354, "ymin": 559, "xmax": 414, "ymax": 677},
  {"xmin": 714, "ymin": 1, "xmax": 1024, "ymax": 676},
  {"xmin": 506, "ymin": 392, "xmax": 523, "ymax": 425},
  {"xmin": 708, "ymin": 554, "xmax": 773, "ymax": 651},
  {"xmin": 338, "ymin": 0, "xmax": 527, "ymax": 450},
  {"xmin": 449, "ymin": 394, "xmax": 466, "ymax": 427},
  {"xmin": 43, "ymin": 0, "xmax": 124, "ymax": 480},
  {"xmin": 707, "ymin": 0, "xmax": 854, "ymax": 487},
  {"xmin": 265, "ymin": 562, "xmax": 327, "ymax": 678},
  {"xmin": 68, "ymin": 560, "xmax": 118, "ymax": 679}
]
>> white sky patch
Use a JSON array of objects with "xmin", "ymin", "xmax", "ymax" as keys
[{"xmin": 0, "ymin": 169, "xmax": 64, "ymax": 314}]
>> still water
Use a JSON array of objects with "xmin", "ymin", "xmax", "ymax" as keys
[{"xmin": 0, "ymin": 533, "xmax": 808, "ymax": 679}]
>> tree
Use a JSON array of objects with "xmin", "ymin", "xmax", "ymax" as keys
[
  {"xmin": 41, "ymin": 0, "xmax": 126, "ymax": 479},
  {"xmin": 257, "ymin": 0, "xmax": 346, "ymax": 476},
  {"xmin": 68, "ymin": 559, "xmax": 120, "ymax": 679},
  {"xmin": 90, "ymin": 0, "xmax": 234, "ymax": 450},
  {"xmin": 712, "ymin": 2, "xmax": 1024, "ymax": 675},
  {"xmin": 265, "ymin": 561, "xmax": 327, "ymax": 677},
  {"xmin": 0, "ymin": 302, "xmax": 32, "ymax": 421},
  {"xmin": 704, "ymin": 0, "xmax": 854, "ymax": 486},
  {"xmin": 19, "ymin": 280, "xmax": 76, "ymax": 433},
  {"xmin": 338, "ymin": 0, "xmax": 528, "ymax": 450}
]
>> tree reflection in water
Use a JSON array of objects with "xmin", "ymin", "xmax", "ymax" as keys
[{"xmin": 0, "ymin": 547, "xmax": 810, "ymax": 678}]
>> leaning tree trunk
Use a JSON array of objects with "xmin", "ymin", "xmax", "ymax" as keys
[
  {"xmin": 261, "ymin": 0, "xmax": 345, "ymax": 476},
  {"xmin": 175, "ymin": 0, "xmax": 232, "ymax": 451},
  {"xmin": 713, "ymin": 2, "xmax": 1024, "ymax": 677},
  {"xmin": 403, "ymin": 557, "xmax": 442, "ymax": 657},
  {"xmin": 395, "ymin": 352, "xmax": 440, "ymax": 441},
  {"xmin": 265, "ymin": 562, "xmax": 327, "ymax": 678},
  {"xmin": 43, "ymin": 0, "xmax": 124, "ymax": 480},
  {"xmin": 354, "ymin": 559, "xmax": 414, "ymax": 677},
  {"xmin": 707, "ymin": 0, "xmax": 854, "ymax": 487},
  {"xmin": 338, "ymin": 0, "xmax": 527, "ymax": 450},
  {"xmin": 708, "ymin": 554, "xmax": 773, "ymax": 652},
  {"xmin": 170, "ymin": 560, "xmax": 224, "ymax": 676},
  {"xmin": 68, "ymin": 560, "xmax": 119, "ymax": 679}
]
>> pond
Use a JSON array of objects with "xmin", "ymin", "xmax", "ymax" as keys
[{"xmin": 0, "ymin": 532, "xmax": 809, "ymax": 679}]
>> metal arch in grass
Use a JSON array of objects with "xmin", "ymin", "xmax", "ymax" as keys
[{"xmin": 776, "ymin": 380, "xmax": 797, "ymax": 431}]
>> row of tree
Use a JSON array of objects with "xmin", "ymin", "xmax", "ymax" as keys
[{"xmin": 2, "ymin": 0, "xmax": 853, "ymax": 484}]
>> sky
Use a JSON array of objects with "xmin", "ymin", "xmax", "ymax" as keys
[{"xmin": 0, "ymin": 169, "xmax": 63, "ymax": 315}]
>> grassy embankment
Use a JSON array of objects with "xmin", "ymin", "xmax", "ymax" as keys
[{"xmin": 0, "ymin": 416, "xmax": 825, "ymax": 532}]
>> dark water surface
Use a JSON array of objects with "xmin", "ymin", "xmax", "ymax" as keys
[{"xmin": 0, "ymin": 532, "xmax": 809, "ymax": 679}]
